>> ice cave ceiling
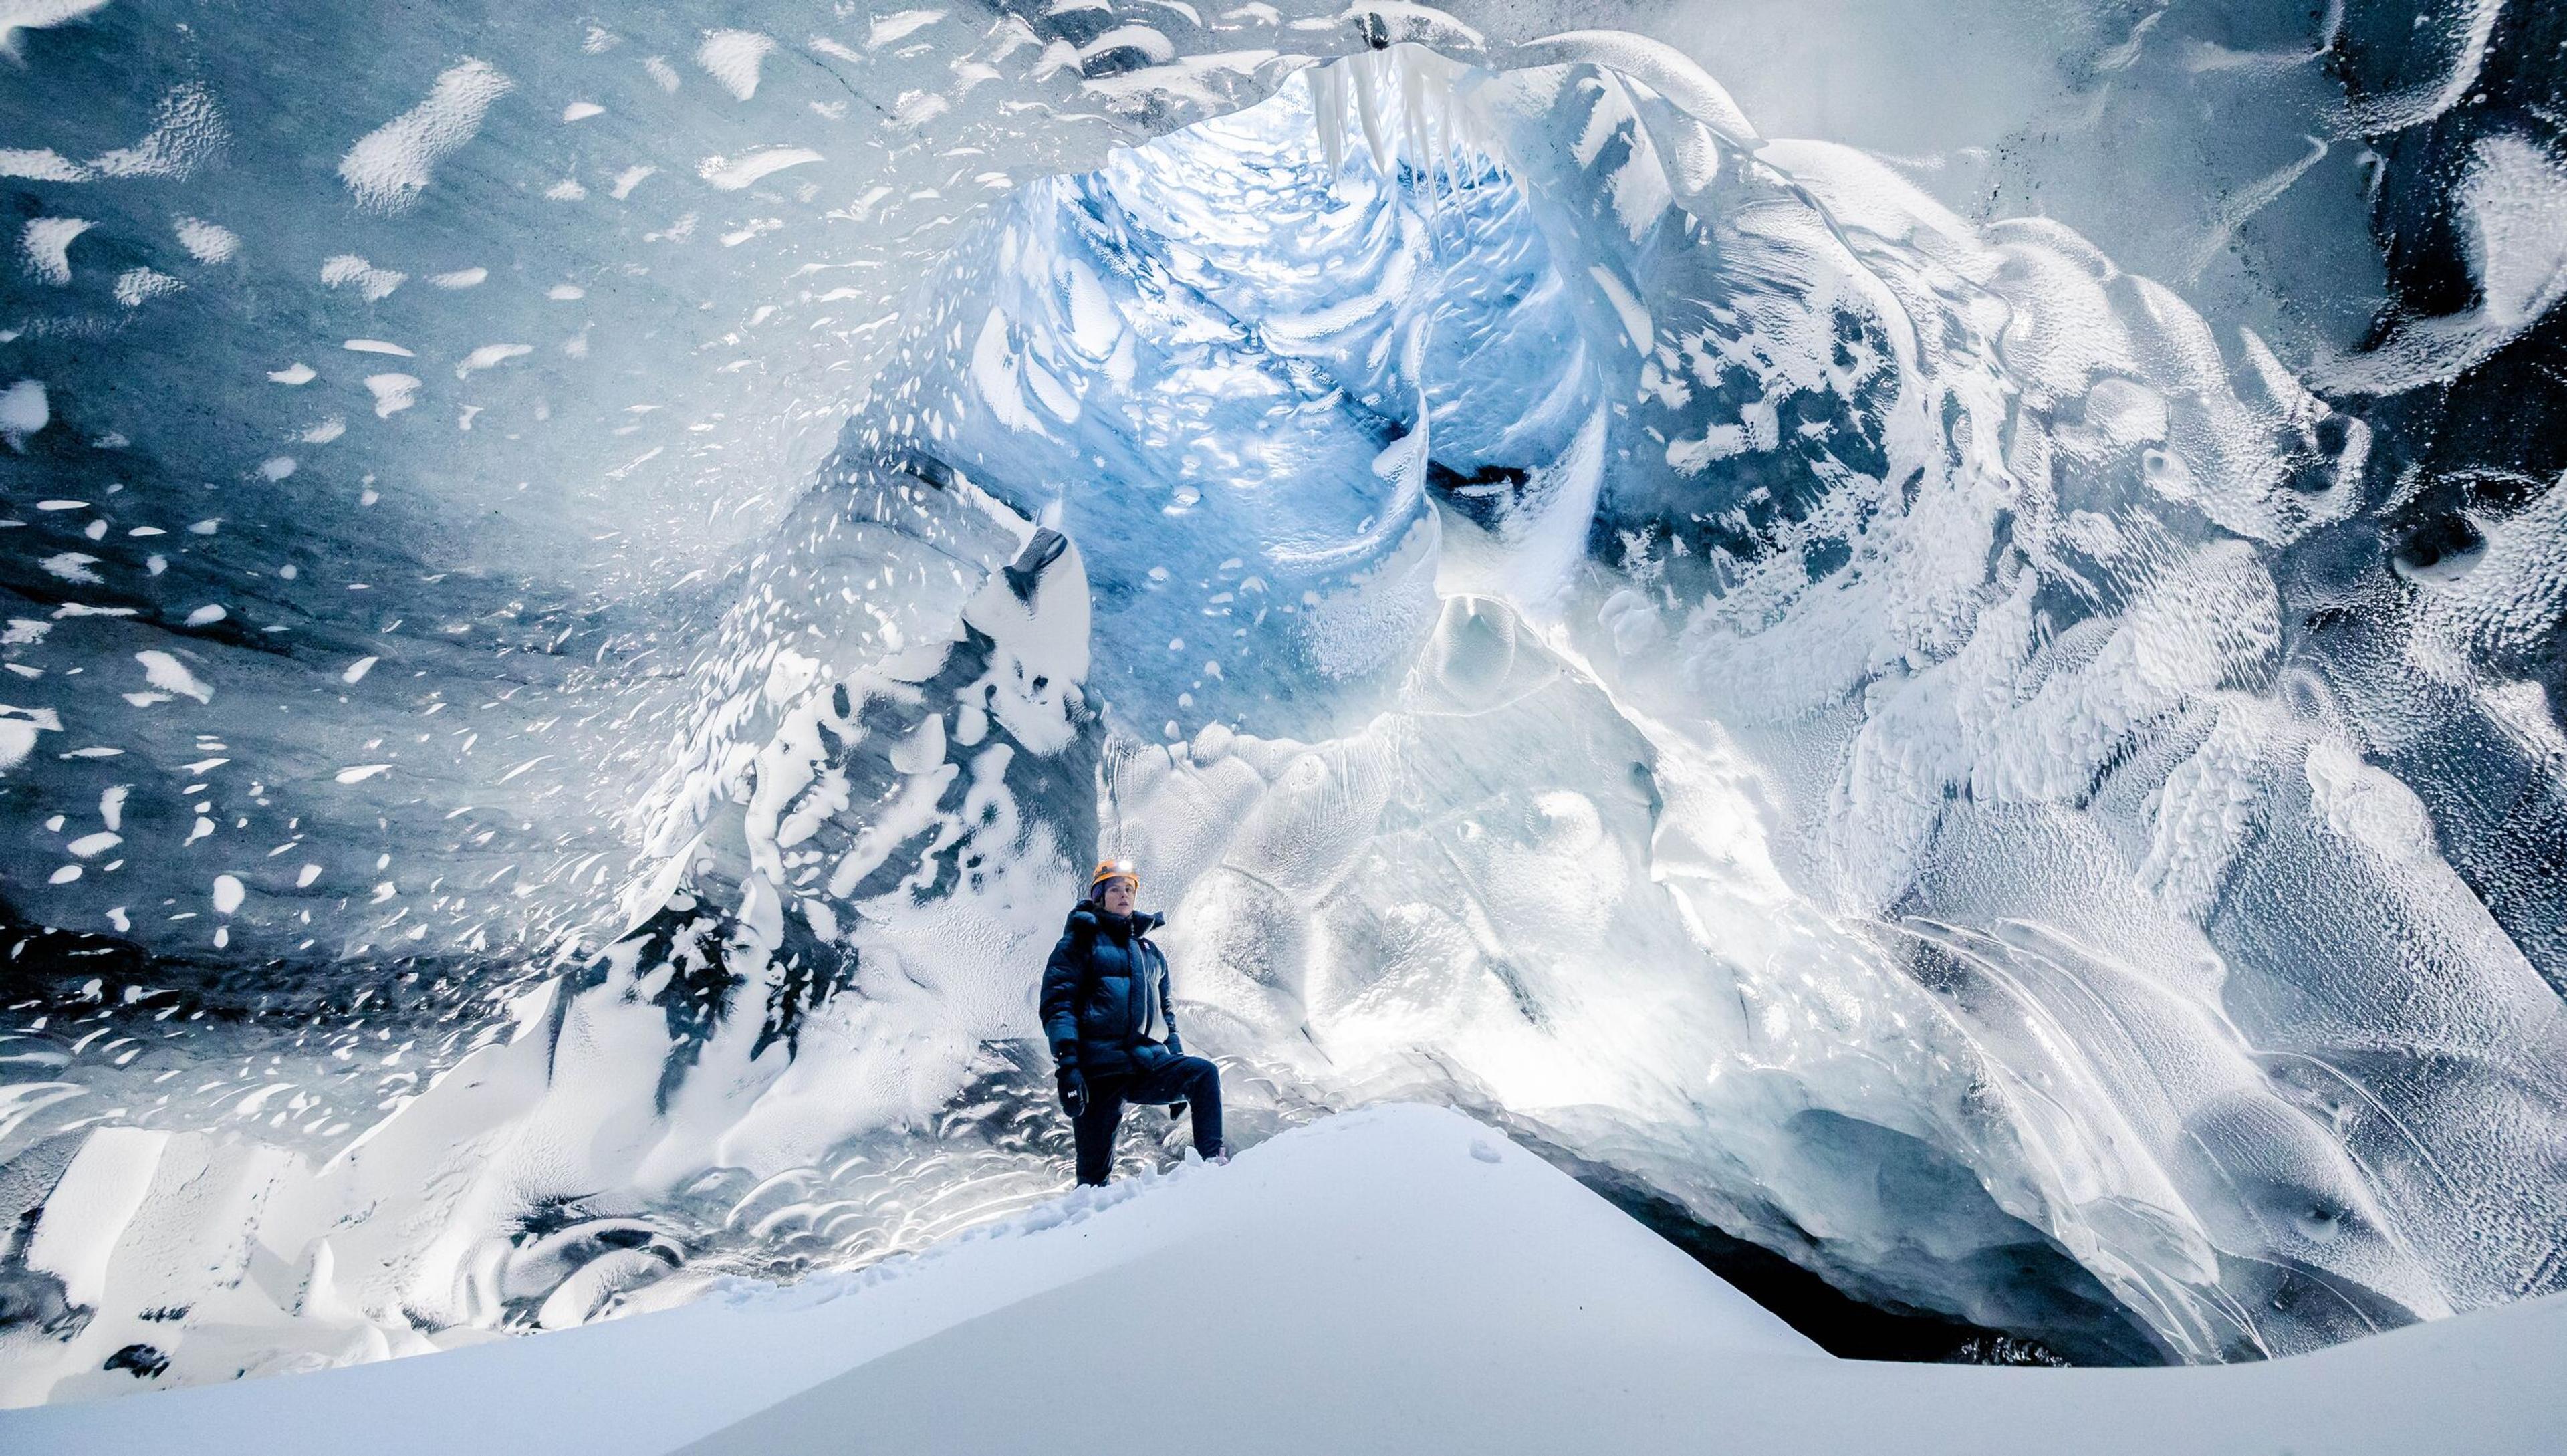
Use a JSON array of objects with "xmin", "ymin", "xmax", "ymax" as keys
[{"xmin": 3, "ymin": 0, "xmax": 2566, "ymax": 1401}]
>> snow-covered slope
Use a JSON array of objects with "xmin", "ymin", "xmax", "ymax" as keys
[{"xmin": 7, "ymin": 1105, "xmax": 2563, "ymax": 1456}]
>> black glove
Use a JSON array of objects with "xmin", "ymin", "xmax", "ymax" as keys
[
  {"xmin": 1056, "ymin": 1067, "xmax": 1087, "ymax": 1117},
  {"xmin": 1165, "ymin": 1098, "xmax": 1187, "ymax": 1120}
]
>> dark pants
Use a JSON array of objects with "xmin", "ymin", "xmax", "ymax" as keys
[{"xmin": 1072, "ymin": 1056, "xmax": 1223, "ymax": 1186}]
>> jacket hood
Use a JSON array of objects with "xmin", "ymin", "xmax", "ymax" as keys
[{"xmin": 1065, "ymin": 904, "xmax": 1164, "ymax": 935}]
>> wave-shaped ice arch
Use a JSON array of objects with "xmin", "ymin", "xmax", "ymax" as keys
[{"xmin": 3, "ymin": 10, "xmax": 2564, "ymax": 1402}]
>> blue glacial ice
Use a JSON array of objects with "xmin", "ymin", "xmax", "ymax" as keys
[{"xmin": 2, "ymin": 0, "xmax": 2565, "ymax": 1400}]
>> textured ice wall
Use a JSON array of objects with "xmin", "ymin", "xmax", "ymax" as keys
[{"xmin": 3, "ymin": 0, "xmax": 2565, "ymax": 1401}]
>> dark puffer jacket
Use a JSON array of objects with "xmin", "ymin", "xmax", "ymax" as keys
[{"xmin": 1041, "ymin": 905, "xmax": 1182, "ymax": 1080}]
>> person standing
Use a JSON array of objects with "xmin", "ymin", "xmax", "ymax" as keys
[{"xmin": 1042, "ymin": 859, "xmax": 1226, "ymax": 1185}]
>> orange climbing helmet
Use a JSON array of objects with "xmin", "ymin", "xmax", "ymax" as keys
[{"xmin": 1089, "ymin": 858, "xmax": 1140, "ymax": 896}]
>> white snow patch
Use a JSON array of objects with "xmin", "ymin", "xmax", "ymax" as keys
[
  {"xmin": 1586, "ymin": 264, "xmax": 1651, "ymax": 352},
  {"xmin": 455, "ymin": 343, "xmax": 533, "ymax": 379},
  {"xmin": 172, "ymin": 217, "xmax": 239, "ymax": 264},
  {"xmin": 21, "ymin": 216, "xmax": 91, "ymax": 285},
  {"xmin": 320, "ymin": 255, "xmax": 406, "ymax": 301},
  {"xmin": 0, "ymin": 719, "xmax": 35, "ymax": 771},
  {"xmin": 0, "ymin": 379, "xmax": 47, "ymax": 449},
  {"xmin": 695, "ymin": 30, "xmax": 775, "ymax": 100},
  {"xmin": 698, "ymin": 147, "xmax": 822, "ymax": 191},
  {"xmin": 2306, "ymin": 738, "xmax": 2439, "ymax": 865},
  {"xmin": 867, "ymin": 9, "xmax": 946, "ymax": 49},
  {"xmin": 364, "ymin": 374, "xmax": 421, "ymax": 418},
  {"xmin": 2464, "ymin": 134, "xmax": 2567, "ymax": 331},
  {"xmin": 2338, "ymin": 0, "xmax": 2502, "ymax": 136},
  {"xmin": 890, "ymin": 89, "xmax": 948, "ymax": 127},
  {"xmin": 0, "ymin": 148, "xmax": 87, "ymax": 180},
  {"xmin": 111, "ymin": 267, "xmax": 182, "ymax": 307},
  {"xmin": 88, "ymin": 83, "xmax": 227, "ymax": 180},
  {"xmin": 0, "ymin": 1, "xmax": 111, "ymax": 60},
  {"xmin": 134, "ymin": 650, "xmax": 211, "ymax": 703},
  {"xmin": 2321, "ymin": 133, "xmax": 2567, "ymax": 392},
  {"xmin": 338, "ymin": 58, "xmax": 514, "ymax": 213}
]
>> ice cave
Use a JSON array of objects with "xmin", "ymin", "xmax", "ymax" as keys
[{"xmin": 2, "ymin": 0, "xmax": 2565, "ymax": 1443}]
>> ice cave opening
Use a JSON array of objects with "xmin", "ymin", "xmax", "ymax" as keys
[{"xmin": 3, "ymin": 5, "xmax": 2566, "ymax": 1407}]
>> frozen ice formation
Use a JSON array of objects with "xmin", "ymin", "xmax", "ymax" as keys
[{"xmin": 2, "ymin": 0, "xmax": 2564, "ymax": 1403}]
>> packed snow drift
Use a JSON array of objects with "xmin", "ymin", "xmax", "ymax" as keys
[
  {"xmin": 3, "ymin": 0, "xmax": 2566, "ymax": 1403},
  {"xmin": 9, "ymin": 1107, "xmax": 2564, "ymax": 1455}
]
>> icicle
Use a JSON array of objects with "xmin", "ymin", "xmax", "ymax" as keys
[
  {"xmin": 1308, "ymin": 64, "xmax": 1346, "ymax": 183},
  {"xmin": 1352, "ymin": 51, "xmax": 1392, "ymax": 178},
  {"xmin": 1401, "ymin": 48, "xmax": 1437, "ymax": 214}
]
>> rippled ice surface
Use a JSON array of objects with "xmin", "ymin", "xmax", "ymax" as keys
[{"xmin": 2, "ymin": 0, "xmax": 2564, "ymax": 1401}]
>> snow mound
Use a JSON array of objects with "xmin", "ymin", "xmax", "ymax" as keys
[{"xmin": 10, "ymin": 1105, "xmax": 2566, "ymax": 1456}]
